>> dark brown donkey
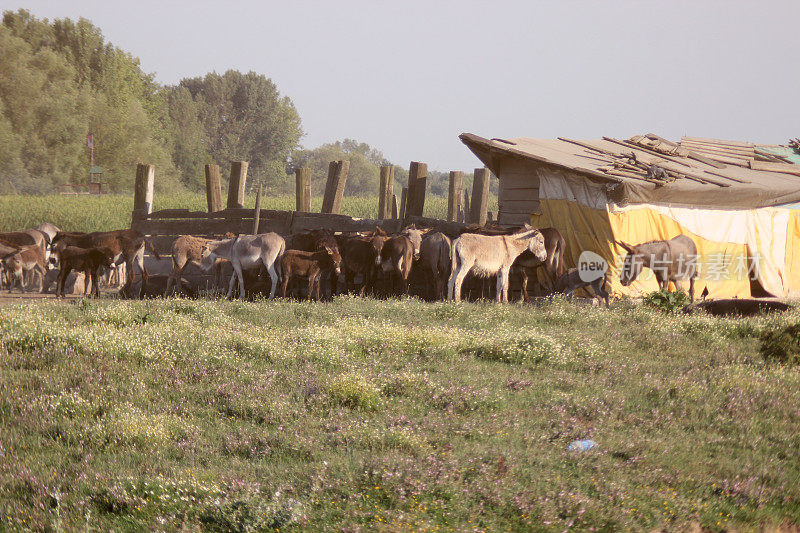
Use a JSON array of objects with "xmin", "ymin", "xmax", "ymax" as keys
[
  {"xmin": 56, "ymin": 246, "xmax": 115, "ymax": 298},
  {"xmin": 515, "ymin": 227, "xmax": 567, "ymax": 301},
  {"xmin": 291, "ymin": 229, "xmax": 342, "ymax": 296},
  {"xmin": 338, "ymin": 232, "xmax": 387, "ymax": 296},
  {"xmin": 280, "ymin": 245, "xmax": 342, "ymax": 300},
  {"xmin": 379, "ymin": 234, "xmax": 415, "ymax": 296},
  {"xmin": 52, "ymin": 229, "xmax": 161, "ymax": 298}
]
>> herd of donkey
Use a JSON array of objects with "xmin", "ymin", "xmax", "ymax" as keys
[{"xmin": 0, "ymin": 221, "xmax": 701, "ymax": 306}]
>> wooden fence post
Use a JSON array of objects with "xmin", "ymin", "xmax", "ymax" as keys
[
  {"xmin": 252, "ymin": 183, "xmax": 262, "ymax": 234},
  {"xmin": 321, "ymin": 160, "xmax": 349, "ymax": 214},
  {"xmin": 405, "ymin": 161, "xmax": 427, "ymax": 220},
  {"xmin": 205, "ymin": 164, "xmax": 223, "ymax": 212},
  {"xmin": 399, "ymin": 187, "xmax": 408, "ymax": 221},
  {"xmin": 447, "ymin": 171, "xmax": 464, "ymax": 222},
  {"xmin": 133, "ymin": 163, "xmax": 155, "ymax": 215},
  {"xmin": 463, "ymin": 190, "xmax": 470, "ymax": 223},
  {"xmin": 227, "ymin": 161, "xmax": 249, "ymax": 209},
  {"xmin": 392, "ymin": 194, "xmax": 398, "ymax": 219},
  {"xmin": 295, "ymin": 167, "xmax": 311, "ymax": 212},
  {"xmin": 471, "ymin": 167, "xmax": 490, "ymax": 226},
  {"xmin": 378, "ymin": 165, "xmax": 394, "ymax": 219}
]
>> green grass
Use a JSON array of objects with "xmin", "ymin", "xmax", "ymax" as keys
[
  {"xmin": 0, "ymin": 194, "xmax": 499, "ymax": 234},
  {"xmin": 1, "ymin": 297, "xmax": 799, "ymax": 530}
]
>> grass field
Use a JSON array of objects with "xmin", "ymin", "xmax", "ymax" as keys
[
  {"xmin": 1, "ymin": 297, "xmax": 799, "ymax": 530},
  {"xmin": 0, "ymin": 194, "xmax": 499, "ymax": 234}
]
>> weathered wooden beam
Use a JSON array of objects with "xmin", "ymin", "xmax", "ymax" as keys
[
  {"xmin": 295, "ymin": 167, "xmax": 311, "ymax": 212},
  {"xmin": 399, "ymin": 187, "xmax": 408, "ymax": 221},
  {"xmin": 205, "ymin": 164, "xmax": 223, "ymax": 212},
  {"xmin": 378, "ymin": 165, "xmax": 394, "ymax": 219},
  {"xmin": 252, "ymin": 183, "xmax": 262, "ymax": 234},
  {"xmin": 321, "ymin": 160, "xmax": 349, "ymax": 214},
  {"xmin": 227, "ymin": 161, "xmax": 249, "ymax": 208},
  {"xmin": 470, "ymin": 167, "xmax": 490, "ymax": 226},
  {"xmin": 133, "ymin": 163, "xmax": 155, "ymax": 215},
  {"xmin": 463, "ymin": 189, "xmax": 470, "ymax": 223},
  {"xmin": 392, "ymin": 194, "xmax": 398, "ymax": 219},
  {"xmin": 405, "ymin": 161, "xmax": 428, "ymax": 219},
  {"xmin": 447, "ymin": 171, "xmax": 464, "ymax": 222}
]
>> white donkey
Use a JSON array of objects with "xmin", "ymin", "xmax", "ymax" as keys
[
  {"xmin": 201, "ymin": 233, "xmax": 285, "ymax": 300},
  {"xmin": 448, "ymin": 225, "xmax": 547, "ymax": 303}
]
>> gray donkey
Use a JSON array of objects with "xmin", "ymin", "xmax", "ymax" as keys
[
  {"xmin": 201, "ymin": 233, "xmax": 285, "ymax": 300},
  {"xmin": 448, "ymin": 225, "xmax": 547, "ymax": 303},
  {"xmin": 617, "ymin": 234, "xmax": 698, "ymax": 302}
]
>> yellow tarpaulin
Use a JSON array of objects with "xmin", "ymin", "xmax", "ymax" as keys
[
  {"xmin": 788, "ymin": 212, "xmax": 800, "ymax": 297},
  {"xmin": 530, "ymin": 172, "xmax": 800, "ymax": 299}
]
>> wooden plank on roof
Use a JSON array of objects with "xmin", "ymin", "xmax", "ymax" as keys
[
  {"xmin": 681, "ymin": 136, "xmax": 753, "ymax": 148},
  {"xmin": 703, "ymin": 170, "xmax": 750, "ymax": 184},
  {"xmin": 679, "ymin": 142, "xmax": 755, "ymax": 158},
  {"xmin": 677, "ymin": 150, "xmax": 751, "ymax": 167},
  {"xmin": 683, "ymin": 151, "xmax": 727, "ymax": 169},
  {"xmin": 601, "ymin": 137, "xmax": 693, "ymax": 168},
  {"xmin": 749, "ymin": 161, "xmax": 800, "ymax": 176}
]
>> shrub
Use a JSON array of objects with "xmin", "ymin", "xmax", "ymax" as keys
[
  {"xmin": 760, "ymin": 323, "xmax": 800, "ymax": 365},
  {"xmin": 643, "ymin": 289, "xmax": 690, "ymax": 313},
  {"xmin": 327, "ymin": 374, "xmax": 383, "ymax": 411},
  {"xmin": 462, "ymin": 334, "xmax": 561, "ymax": 366}
]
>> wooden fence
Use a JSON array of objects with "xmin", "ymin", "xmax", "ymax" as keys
[{"xmin": 130, "ymin": 160, "xmax": 495, "ymax": 255}]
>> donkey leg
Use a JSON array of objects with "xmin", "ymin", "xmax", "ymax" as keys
[
  {"xmin": 281, "ymin": 268, "xmax": 291, "ymax": 298},
  {"xmin": 164, "ymin": 262, "xmax": 180, "ymax": 297},
  {"xmin": 520, "ymin": 268, "xmax": 529, "ymax": 303},
  {"xmin": 226, "ymin": 263, "xmax": 239, "ymax": 299},
  {"xmin": 453, "ymin": 268, "xmax": 469, "ymax": 303},
  {"xmin": 498, "ymin": 269, "xmax": 511, "ymax": 303},
  {"xmin": 266, "ymin": 263, "xmax": 279, "ymax": 300},
  {"xmin": 236, "ymin": 265, "xmax": 246, "ymax": 300}
]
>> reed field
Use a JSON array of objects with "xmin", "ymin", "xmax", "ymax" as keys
[
  {"xmin": 0, "ymin": 194, "xmax": 499, "ymax": 234},
  {"xmin": 1, "ymin": 296, "xmax": 799, "ymax": 530}
]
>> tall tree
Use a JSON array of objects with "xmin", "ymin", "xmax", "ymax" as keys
[
  {"xmin": 180, "ymin": 70, "xmax": 302, "ymax": 190},
  {"xmin": 0, "ymin": 9, "xmax": 179, "ymax": 192}
]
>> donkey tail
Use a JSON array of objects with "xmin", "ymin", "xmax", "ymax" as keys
[{"xmin": 144, "ymin": 239, "xmax": 162, "ymax": 260}]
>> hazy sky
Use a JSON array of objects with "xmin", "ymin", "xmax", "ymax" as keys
[{"xmin": 7, "ymin": 1, "xmax": 800, "ymax": 171}]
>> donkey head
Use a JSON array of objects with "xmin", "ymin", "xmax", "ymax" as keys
[
  {"xmin": 616, "ymin": 241, "xmax": 643, "ymax": 286},
  {"xmin": 527, "ymin": 230, "xmax": 548, "ymax": 263},
  {"xmin": 401, "ymin": 225, "xmax": 424, "ymax": 260},
  {"xmin": 200, "ymin": 239, "xmax": 228, "ymax": 271},
  {"xmin": 98, "ymin": 247, "xmax": 116, "ymax": 269},
  {"xmin": 370, "ymin": 235, "xmax": 387, "ymax": 267},
  {"xmin": 323, "ymin": 245, "xmax": 342, "ymax": 276}
]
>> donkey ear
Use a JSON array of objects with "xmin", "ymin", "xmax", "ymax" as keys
[{"xmin": 615, "ymin": 240, "xmax": 634, "ymax": 253}]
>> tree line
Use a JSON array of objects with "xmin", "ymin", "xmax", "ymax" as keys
[{"xmin": 0, "ymin": 10, "xmax": 488, "ymax": 197}]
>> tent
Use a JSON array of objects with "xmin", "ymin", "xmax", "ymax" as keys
[{"xmin": 460, "ymin": 133, "xmax": 800, "ymax": 299}]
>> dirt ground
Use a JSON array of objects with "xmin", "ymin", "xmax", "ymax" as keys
[{"xmin": 0, "ymin": 290, "xmax": 120, "ymax": 306}]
